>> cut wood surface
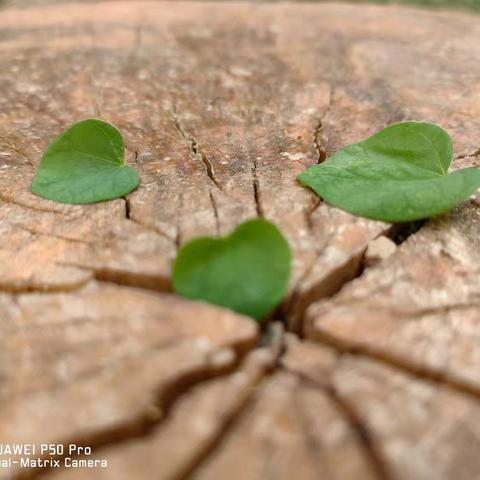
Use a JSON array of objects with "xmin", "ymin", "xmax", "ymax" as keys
[{"xmin": 0, "ymin": 1, "xmax": 479, "ymax": 479}]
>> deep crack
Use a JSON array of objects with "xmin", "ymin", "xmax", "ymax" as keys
[
  {"xmin": 124, "ymin": 196, "xmax": 132, "ymax": 219},
  {"xmin": 288, "ymin": 216, "xmax": 426, "ymax": 335}
]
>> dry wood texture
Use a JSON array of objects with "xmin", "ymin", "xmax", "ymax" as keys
[{"xmin": 0, "ymin": 1, "xmax": 479, "ymax": 479}]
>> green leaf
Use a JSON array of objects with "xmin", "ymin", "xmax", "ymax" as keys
[
  {"xmin": 172, "ymin": 218, "xmax": 291, "ymax": 321},
  {"xmin": 298, "ymin": 121, "xmax": 480, "ymax": 222},
  {"xmin": 31, "ymin": 119, "xmax": 139, "ymax": 204}
]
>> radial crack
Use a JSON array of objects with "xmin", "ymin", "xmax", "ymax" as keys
[
  {"xmin": 286, "ymin": 367, "xmax": 394, "ymax": 480},
  {"xmin": 178, "ymin": 323, "xmax": 284, "ymax": 479},
  {"xmin": 312, "ymin": 85, "xmax": 336, "ymax": 164},
  {"xmin": 251, "ymin": 159, "xmax": 264, "ymax": 217},
  {"xmin": 209, "ymin": 190, "xmax": 220, "ymax": 235},
  {"xmin": 12, "ymin": 349, "xmax": 249, "ymax": 480},
  {"xmin": 326, "ymin": 385, "xmax": 394, "ymax": 480},
  {"xmin": 171, "ymin": 111, "xmax": 223, "ymax": 190},
  {"xmin": 310, "ymin": 327, "xmax": 480, "ymax": 402},
  {"xmin": 287, "ymin": 217, "xmax": 424, "ymax": 334},
  {"xmin": 190, "ymin": 137, "xmax": 223, "ymax": 190}
]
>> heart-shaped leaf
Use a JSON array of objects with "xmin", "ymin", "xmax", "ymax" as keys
[
  {"xmin": 31, "ymin": 119, "xmax": 139, "ymax": 204},
  {"xmin": 298, "ymin": 121, "xmax": 480, "ymax": 222},
  {"xmin": 172, "ymin": 218, "xmax": 291, "ymax": 321}
]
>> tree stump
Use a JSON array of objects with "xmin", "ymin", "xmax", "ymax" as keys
[{"xmin": 0, "ymin": 2, "xmax": 479, "ymax": 479}]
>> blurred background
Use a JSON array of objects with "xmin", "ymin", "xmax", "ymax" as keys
[
  {"xmin": 325, "ymin": 0, "xmax": 478, "ymax": 11},
  {"xmin": 317, "ymin": 0, "xmax": 478, "ymax": 11},
  {"xmin": 346, "ymin": 0, "xmax": 478, "ymax": 10},
  {"xmin": 0, "ymin": 0, "xmax": 479, "ymax": 12}
]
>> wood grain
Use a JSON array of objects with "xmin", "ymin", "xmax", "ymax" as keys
[{"xmin": 0, "ymin": 2, "xmax": 479, "ymax": 479}]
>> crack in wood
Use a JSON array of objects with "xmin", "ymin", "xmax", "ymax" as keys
[
  {"xmin": 2, "ymin": 6, "xmax": 480, "ymax": 478},
  {"xmin": 390, "ymin": 220, "xmax": 425, "ymax": 245},
  {"xmin": 312, "ymin": 85, "xmax": 336, "ymax": 164},
  {"xmin": 12, "ymin": 349, "xmax": 249, "ymax": 480},
  {"xmin": 291, "ymin": 385, "xmax": 333, "ymax": 479},
  {"xmin": 190, "ymin": 137, "xmax": 223, "ymax": 191},
  {"xmin": 251, "ymin": 159, "xmax": 264, "ymax": 217},
  {"xmin": 174, "ymin": 191, "xmax": 184, "ymax": 251},
  {"xmin": 309, "ymin": 327, "xmax": 480, "ymax": 403},
  {"xmin": 325, "ymin": 385, "xmax": 394, "ymax": 480},
  {"xmin": 174, "ymin": 365, "xmax": 270, "ymax": 480},
  {"xmin": 454, "ymin": 148, "xmax": 480, "ymax": 161},
  {"xmin": 54, "ymin": 261, "xmax": 172, "ymax": 292},
  {"xmin": 122, "ymin": 197, "xmax": 176, "ymax": 243},
  {"xmin": 124, "ymin": 196, "xmax": 132, "ymax": 219},
  {"xmin": 288, "ymin": 247, "xmax": 367, "ymax": 334},
  {"xmin": 304, "ymin": 197, "xmax": 322, "ymax": 233},
  {"xmin": 0, "ymin": 278, "xmax": 91, "ymax": 294},
  {"xmin": 209, "ymin": 190, "xmax": 220, "ymax": 236},
  {"xmin": 288, "ymin": 216, "xmax": 424, "ymax": 334},
  {"xmin": 94, "ymin": 268, "xmax": 172, "ymax": 292},
  {"xmin": 284, "ymin": 366, "xmax": 394, "ymax": 480},
  {"xmin": 172, "ymin": 111, "xmax": 223, "ymax": 191},
  {"xmin": 177, "ymin": 323, "xmax": 284, "ymax": 479},
  {"xmin": 172, "ymin": 110, "xmax": 188, "ymax": 140}
]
